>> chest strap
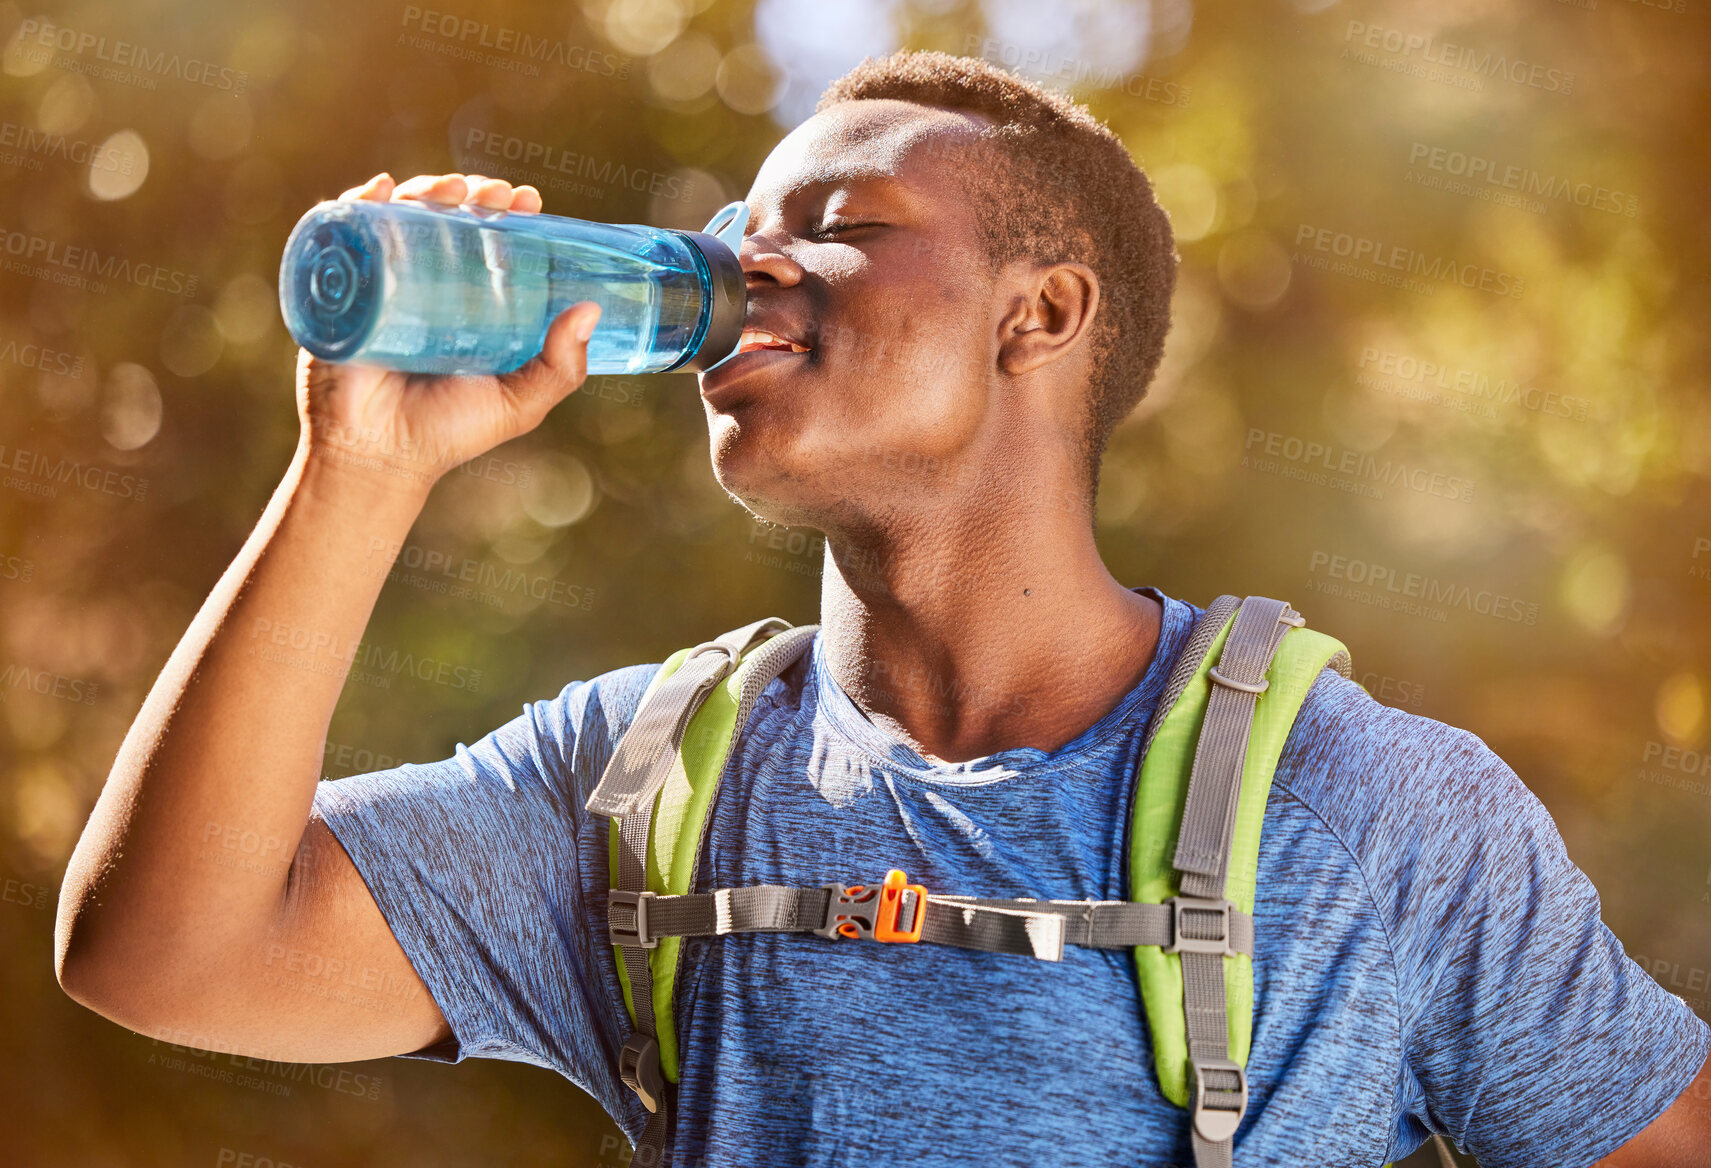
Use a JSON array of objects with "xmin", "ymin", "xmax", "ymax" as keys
[
  {"xmin": 607, "ymin": 877, "xmax": 1254, "ymax": 963},
  {"xmin": 589, "ymin": 598, "xmax": 1351, "ymax": 1168}
]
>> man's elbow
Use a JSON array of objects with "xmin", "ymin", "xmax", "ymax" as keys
[
  {"xmin": 54, "ymin": 903, "xmax": 131, "ymax": 1020},
  {"xmin": 54, "ymin": 897, "xmax": 181, "ymax": 1034}
]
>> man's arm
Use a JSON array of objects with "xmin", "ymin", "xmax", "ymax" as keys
[
  {"xmin": 53, "ymin": 171, "xmax": 600, "ymax": 1065},
  {"xmin": 1598, "ymin": 1048, "xmax": 1711, "ymax": 1167}
]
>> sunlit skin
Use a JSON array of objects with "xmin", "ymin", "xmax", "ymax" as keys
[
  {"xmin": 700, "ymin": 98, "xmax": 1162, "ymax": 766},
  {"xmin": 49, "ymin": 97, "xmax": 1711, "ymax": 1164}
]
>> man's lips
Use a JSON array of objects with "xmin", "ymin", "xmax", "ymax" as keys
[
  {"xmin": 701, "ymin": 324, "xmax": 813, "ymax": 402},
  {"xmin": 734, "ymin": 327, "xmax": 810, "ymax": 355}
]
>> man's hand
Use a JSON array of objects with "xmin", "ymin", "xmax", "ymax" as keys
[{"xmin": 299, "ymin": 171, "xmax": 601, "ymax": 492}]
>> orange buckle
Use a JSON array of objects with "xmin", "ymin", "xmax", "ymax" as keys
[{"xmin": 815, "ymin": 869, "xmax": 928, "ymax": 943}]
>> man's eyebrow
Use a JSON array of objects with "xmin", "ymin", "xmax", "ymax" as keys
[{"xmin": 788, "ymin": 167, "xmax": 907, "ymax": 194}]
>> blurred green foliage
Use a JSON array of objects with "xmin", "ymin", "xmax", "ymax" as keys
[{"xmin": 1, "ymin": 0, "xmax": 1708, "ymax": 1164}]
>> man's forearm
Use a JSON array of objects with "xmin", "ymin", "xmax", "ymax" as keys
[{"xmin": 55, "ymin": 438, "xmax": 433, "ymax": 1002}]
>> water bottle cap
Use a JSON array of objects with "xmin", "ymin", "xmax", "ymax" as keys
[
  {"xmin": 672, "ymin": 201, "xmax": 750, "ymax": 373},
  {"xmin": 703, "ymin": 200, "xmax": 749, "ymax": 254}
]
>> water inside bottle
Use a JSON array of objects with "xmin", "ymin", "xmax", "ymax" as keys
[{"xmin": 282, "ymin": 199, "xmax": 714, "ymax": 376}]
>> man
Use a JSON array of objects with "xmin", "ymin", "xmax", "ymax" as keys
[{"xmin": 53, "ymin": 50, "xmax": 1711, "ymax": 1167}]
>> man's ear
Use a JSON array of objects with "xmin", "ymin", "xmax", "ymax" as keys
[{"xmin": 996, "ymin": 262, "xmax": 1100, "ymax": 375}]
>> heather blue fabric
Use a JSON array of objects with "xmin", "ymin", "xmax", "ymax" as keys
[{"xmin": 311, "ymin": 589, "xmax": 1709, "ymax": 1167}]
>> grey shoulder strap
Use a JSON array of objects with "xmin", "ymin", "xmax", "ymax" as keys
[
  {"xmin": 1174, "ymin": 595, "xmax": 1297, "ymax": 1168},
  {"xmin": 589, "ymin": 618, "xmax": 816, "ymax": 1168},
  {"xmin": 588, "ymin": 617, "xmax": 790, "ymax": 818}
]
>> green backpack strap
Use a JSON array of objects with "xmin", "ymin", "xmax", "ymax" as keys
[
  {"xmin": 587, "ymin": 617, "xmax": 818, "ymax": 1165},
  {"xmin": 1128, "ymin": 596, "xmax": 1350, "ymax": 1164}
]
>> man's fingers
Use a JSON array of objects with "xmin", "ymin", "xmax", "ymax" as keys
[
  {"xmin": 511, "ymin": 185, "xmax": 544, "ymax": 214},
  {"xmin": 393, "ymin": 173, "xmax": 469, "ymax": 206},
  {"xmin": 466, "ymin": 177, "xmax": 515, "ymax": 210},
  {"xmin": 499, "ymin": 302, "xmax": 601, "ymax": 414},
  {"xmin": 338, "ymin": 173, "xmax": 394, "ymax": 202},
  {"xmin": 340, "ymin": 173, "xmax": 531, "ymax": 212}
]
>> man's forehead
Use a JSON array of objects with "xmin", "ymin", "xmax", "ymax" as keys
[{"xmin": 750, "ymin": 99, "xmax": 990, "ymax": 198}]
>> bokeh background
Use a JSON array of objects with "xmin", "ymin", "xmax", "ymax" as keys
[{"xmin": 2, "ymin": 0, "xmax": 1709, "ymax": 1164}]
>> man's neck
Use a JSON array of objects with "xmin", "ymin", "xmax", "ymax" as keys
[{"xmin": 816, "ymin": 511, "xmax": 1163, "ymax": 765}]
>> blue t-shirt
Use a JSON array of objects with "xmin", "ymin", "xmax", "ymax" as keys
[{"xmin": 311, "ymin": 590, "xmax": 1709, "ymax": 1167}]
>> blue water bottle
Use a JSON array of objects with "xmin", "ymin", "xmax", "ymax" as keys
[{"xmin": 278, "ymin": 197, "xmax": 749, "ymax": 376}]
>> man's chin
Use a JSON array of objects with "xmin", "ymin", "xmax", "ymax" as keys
[{"xmin": 709, "ymin": 442, "xmax": 829, "ymax": 532}]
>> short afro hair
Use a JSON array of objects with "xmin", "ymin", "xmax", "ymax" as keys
[{"xmin": 818, "ymin": 50, "xmax": 1177, "ymax": 494}]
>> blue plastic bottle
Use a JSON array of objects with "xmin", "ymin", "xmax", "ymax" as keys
[{"xmin": 278, "ymin": 198, "xmax": 749, "ymax": 376}]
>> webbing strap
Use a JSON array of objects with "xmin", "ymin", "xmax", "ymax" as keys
[
  {"xmin": 594, "ymin": 618, "xmax": 810, "ymax": 1168},
  {"xmin": 1174, "ymin": 597, "xmax": 1293, "ymax": 895},
  {"xmin": 1174, "ymin": 597, "xmax": 1296, "ymax": 1168},
  {"xmin": 609, "ymin": 887, "xmax": 1255, "ymax": 961},
  {"xmin": 927, "ymin": 896, "xmax": 1253, "ymax": 954},
  {"xmin": 588, "ymin": 617, "xmax": 789, "ymax": 818}
]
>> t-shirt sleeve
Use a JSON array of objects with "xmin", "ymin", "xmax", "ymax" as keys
[
  {"xmin": 1296, "ymin": 676, "xmax": 1710, "ymax": 1167},
  {"xmin": 308, "ymin": 663, "xmax": 658, "ymax": 1117}
]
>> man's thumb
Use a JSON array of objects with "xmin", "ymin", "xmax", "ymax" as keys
[{"xmin": 506, "ymin": 301, "xmax": 601, "ymax": 406}]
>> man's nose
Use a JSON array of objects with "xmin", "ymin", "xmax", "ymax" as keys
[{"xmin": 740, "ymin": 230, "xmax": 805, "ymax": 288}]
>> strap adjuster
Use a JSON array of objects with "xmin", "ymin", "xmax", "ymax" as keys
[
  {"xmin": 687, "ymin": 639, "xmax": 741, "ymax": 672},
  {"xmin": 814, "ymin": 869, "xmax": 927, "ymax": 942},
  {"xmin": 609, "ymin": 889, "xmax": 658, "ymax": 949},
  {"xmin": 1189, "ymin": 1056, "xmax": 1248, "ymax": 1142},
  {"xmin": 1207, "ymin": 664, "xmax": 1268, "ymax": 694},
  {"xmin": 619, "ymin": 1033, "xmax": 665, "ymax": 1113},
  {"xmin": 1162, "ymin": 896, "xmax": 1237, "ymax": 958}
]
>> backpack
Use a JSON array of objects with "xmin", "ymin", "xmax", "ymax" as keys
[{"xmin": 585, "ymin": 595, "xmax": 1455, "ymax": 1168}]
